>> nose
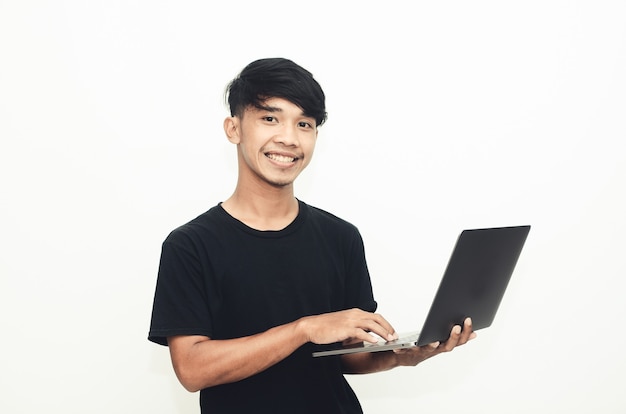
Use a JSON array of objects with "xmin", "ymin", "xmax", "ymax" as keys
[{"xmin": 274, "ymin": 124, "xmax": 299, "ymax": 147}]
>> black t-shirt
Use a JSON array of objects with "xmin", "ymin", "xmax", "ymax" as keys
[{"xmin": 149, "ymin": 200, "xmax": 377, "ymax": 413}]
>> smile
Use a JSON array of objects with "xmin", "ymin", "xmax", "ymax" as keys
[{"xmin": 265, "ymin": 153, "xmax": 297, "ymax": 163}]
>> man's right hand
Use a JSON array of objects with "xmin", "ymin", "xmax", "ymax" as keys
[{"xmin": 297, "ymin": 308, "xmax": 398, "ymax": 345}]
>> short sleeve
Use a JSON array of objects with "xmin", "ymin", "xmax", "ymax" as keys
[
  {"xmin": 148, "ymin": 233, "xmax": 213, "ymax": 346},
  {"xmin": 345, "ymin": 228, "xmax": 378, "ymax": 313}
]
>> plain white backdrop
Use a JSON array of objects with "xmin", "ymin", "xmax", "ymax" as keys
[{"xmin": 1, "ymin": 1, "xmax": 625, "ymax": 412}]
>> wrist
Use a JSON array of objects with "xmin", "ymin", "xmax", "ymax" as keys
[{"xmin": 293, "ymin": 316, "xmax": 312, "ymax": 344}]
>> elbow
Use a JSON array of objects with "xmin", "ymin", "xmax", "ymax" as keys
[
  {"xmin": 173, "ymin": 364, "xmax": 206, "ymax": 393},
  {"xmin": 178, "ymin": 372, "xmax": 201, "ymax": 393},
  {"xmin": 168, "ymin": 335, "xmax": 217, "ymax": 392},
  {"xmin": 173, "ymin": 359, "xmax": 229, "ymax": 392},
  {"xmin": 182, "ymin": 382, "xmax": 202, "ymax": 393},
  {"xmin": 173, "ymin": 363, "xmax": 211, "ymax": 392}
]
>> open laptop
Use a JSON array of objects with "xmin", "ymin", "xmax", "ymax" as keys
[{"xmin": 312, "ymin": 225, "xmax": 530, "ymax": 357}]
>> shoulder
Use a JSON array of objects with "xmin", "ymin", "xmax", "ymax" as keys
[
  {"xmin": 162, "ymin": 204, "xmax": 227, "ymax": 248},
  {"xmin": 299, "ymin": 200, "xmax": 361, "ymax": 238}
]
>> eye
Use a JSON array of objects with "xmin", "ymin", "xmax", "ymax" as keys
[
  {"xmin": 262, "ymin": 116, "xmax": 277, "ymax": 123},
  {"xmin": 298, "ymin": 121, "xmax": 314, "ymax": 129}
]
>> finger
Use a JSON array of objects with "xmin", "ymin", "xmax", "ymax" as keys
[
  {"xmin": 343, "ymin": 309, "xmax": 397, "ymax": 342},
  {"xmin": 343, "ymin": 309, "xmax": 396, "ymax": 341},
  {"xmin": 366, "ymin": 313, "xmax": 398, "ymax": 341},
  {"xmin": 458, "ymin": 317, "xmax": 475, "ymax": 344},
  {"xmin": 351, "ymin": 328, "xmax": 381, "ymax": 344},
  {"xmin": 427, "ymin": 341, "xmax": 440, "ymax": 350},
  {"xmin": 441, "ymin": 324, "xmax": 462, "ymax": 351},
  {"xmin": 358, "ymin": 318, "xmax": 397, "ymax": 342},
  {"xmin": 411, "ymin": 341, "xmax": 440, "ymax": 356},
  {"xmin": 453, "ymin": 317, "xmax": 477, "ymax": 346}
]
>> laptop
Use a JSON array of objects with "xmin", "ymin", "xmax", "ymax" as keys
[{"xmin": 312, "ymin": 225, "xmax": 530, "ymax": 357}]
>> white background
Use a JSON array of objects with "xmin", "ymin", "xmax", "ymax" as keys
[{"xmin": 1, "ymin": 1, "xmax": 625, "ymax": 412}]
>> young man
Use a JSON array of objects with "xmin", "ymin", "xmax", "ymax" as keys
[{"xmin": 148, "ymin": 58, "xmax": 475, "ymax": 413}]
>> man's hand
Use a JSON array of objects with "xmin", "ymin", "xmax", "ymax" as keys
[
  {"xmin": 298, "ymin": 308, "xmax": 398, "ymax": 345},
  {"xmin": 392, "ymin": 317, "xmax": 477, "ymax": 366}
]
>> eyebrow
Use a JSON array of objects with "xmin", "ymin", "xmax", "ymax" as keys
[
  {"xmin": 255, "ymin": 104, "xmax": 282, "ymax": 113},
  {"xmin": 255, "ymin": 103, "xmax": 310, "ymax": 119}
]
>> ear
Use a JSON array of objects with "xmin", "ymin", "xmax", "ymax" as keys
[{"xmin": 223, "ymin": 116, "xmax": 241, "ymax": 144}]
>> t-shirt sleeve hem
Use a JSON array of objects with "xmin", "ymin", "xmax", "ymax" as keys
[{"xmin": 148, "ymin": 328, "xmax": 213, "ymax": 346}]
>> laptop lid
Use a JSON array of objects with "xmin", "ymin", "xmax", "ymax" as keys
[{"xmin": 312, "ymin": 225, "xmax": 530, "ymax": 357}]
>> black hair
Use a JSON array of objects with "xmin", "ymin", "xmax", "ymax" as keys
[{"xmin": 225, "ymin": 58, "xmax": 327, "ymax": 127}]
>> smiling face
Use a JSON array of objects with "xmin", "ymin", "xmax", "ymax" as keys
[{"xmin": 224, "ymin": 97, "xmax": 319, "ymax": 190}]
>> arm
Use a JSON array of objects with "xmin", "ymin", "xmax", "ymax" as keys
[
  {"xmin": 168, "ymin": 308, "xmax": 397, "ymax": 392},
  {"xmin": 168, "ymin": 322, "xmax": 304, "ymax": 392},
  {"xmin": 341, "ymin": 317, "xmax": 477, "ymax": 374}
]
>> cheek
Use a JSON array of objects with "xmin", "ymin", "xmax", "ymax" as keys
[
  {"xmin": 237, "ymin": 142, "xmax": 259, "ymax": 167},
  {"xmin": 302, "ymin": 140, "xmax": 316, "ymax": 165},
  {"xmin": 305, "ymin": 136, "xmax": 317, "ymax": 155}
]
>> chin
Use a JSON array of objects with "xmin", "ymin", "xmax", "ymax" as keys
[
  {"xmin": 265, "ymin": 172, "xmax": 300, "ymax": 188},
  {"xmin": 268, "ymin": 179, "xmax": 294, "ymax": 188}
]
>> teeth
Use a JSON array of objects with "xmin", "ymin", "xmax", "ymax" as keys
[{"xmin": 266, "ymin": 153, "xmax": 295, "ymax": 163}]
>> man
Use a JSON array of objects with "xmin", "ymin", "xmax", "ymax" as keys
[{"xmin": 148, "ymin": 57, "xmax": 475, "ymax": 413}]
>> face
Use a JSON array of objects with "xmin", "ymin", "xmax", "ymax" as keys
[{"xmin": 224, "ymin": 97, "xmax": 318, "ymax": 188}]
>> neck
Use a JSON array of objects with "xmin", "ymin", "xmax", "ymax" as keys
[{"xmin": 221, "ymin": 180, "xmax": 299, "ymax": 231}]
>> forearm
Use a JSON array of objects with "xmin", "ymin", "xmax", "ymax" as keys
[{"xmin": 169, "ymin": 320, "xmax": 308, "ymax": 391}]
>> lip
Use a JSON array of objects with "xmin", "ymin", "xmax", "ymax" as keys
[{"xmin": 264, "ymin": 151, "xmax": 300, "ymax": 165}]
